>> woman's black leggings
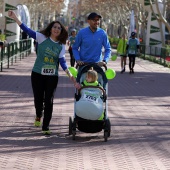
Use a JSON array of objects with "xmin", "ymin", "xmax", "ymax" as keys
[{"xmin": 31, "ymin": 71, "xmax": 58, "ymax": 130}]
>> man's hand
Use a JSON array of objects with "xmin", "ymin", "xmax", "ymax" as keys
[
  {"xmin": 76, "ymin": 60, "xmax": 84, "ymax": 65},
  {"xmin": 98, "ymin": 61, "xmax": 106, "ymax": 67}
]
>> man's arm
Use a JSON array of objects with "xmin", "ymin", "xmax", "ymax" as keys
[{"xmin": 103, "ymin": 33, "xmax": 111, "ymax": 63}]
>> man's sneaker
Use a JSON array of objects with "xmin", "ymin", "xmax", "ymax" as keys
[
  {"xmin": 42, "ymin": 130, "xmax": 51, "ymax": 135},
  {"xmin": 34, "ymin": 117, "xmax": 41, "ymax": 127}
]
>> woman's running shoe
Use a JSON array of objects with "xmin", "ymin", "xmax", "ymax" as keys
[
  {"xmin": 34, "ymin": 117, "xmax": 41, "ymax": 127},
  {"xmin": 42, "ymin": 130, "xmax": 51, "ymax": 135}
]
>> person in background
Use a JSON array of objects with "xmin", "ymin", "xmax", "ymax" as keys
[
  {"xmin": 8, "ymin": 10, "xmax": 76, "ymax": 135},
  {"xmin": 117, "ymin": 34, "xmax": 128, "ymax": 73},
  {"xmin": 67, "ymin": 29, "xmax": 77, "ymax": 67},
  {"xmin": 0, "ymin": 39, "xmax": 8, "ymax": 49},
  {"xmin": 72, "ymin": 12, "xmax": 111, "ymax": 67},
  {"xmin": 126, "ymin": 32, "xmax": 140, "ymax": 74},
  {"xmin": 0, "ymin": 41, "xmax": 4, "ymax": 49}
]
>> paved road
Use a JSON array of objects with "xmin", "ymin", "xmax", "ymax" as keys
[{"xmin": 0, "ymin": 51, "xmax": 170, "ymax": 170}]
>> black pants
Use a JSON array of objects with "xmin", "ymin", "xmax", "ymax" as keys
[
  {"xmin": 68, "ymin": 48, "xmax": 75, "ymax": 67},
  {"xmin": 31, "ymin": 71, "xmax": 58, "ymax": 130},
  {"xmin": 128, "ymin": 55, "xmax": 136, "ymax": 70}
]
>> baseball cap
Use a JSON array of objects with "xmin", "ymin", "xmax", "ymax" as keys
[
  {"xmin": 131, "ymin": 32, "xmax": 136, "ymax": 36},
  {"xmin": 71, "ymin": 29, "xmax": 76, "ymax": 32},
  {"xmin": 87, "ymin": 12, "xmax": 102, "ymax": 20}
]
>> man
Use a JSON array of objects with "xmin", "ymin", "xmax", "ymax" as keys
[
  {"xmin": 72, "ymin": 12, "xmax": 111, "ymax": 66},
  {"xmin": 126, "ymin": 32, "xmax": 140, "ymax": 74},
  {"xmin": 117, "ymin": 34, "xmax": 128, "ymax": 73},
  {"xmin": 67, "ymin": 28, "xmax": 77, "ymax": 67}
]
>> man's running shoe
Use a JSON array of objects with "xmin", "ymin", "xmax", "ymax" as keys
[
  {"xmin": 42, "ymin": 130, "xmax": 51, "ymax": 135},
  {"xmin": 34, "ymin": 117, "xmax": 41, "ymax": 127}
]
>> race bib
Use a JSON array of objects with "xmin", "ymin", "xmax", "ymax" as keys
[
  {"xmin": 129, "ymin": 50, "xmax": 135, "ymax": 54},
  {"xmin": 82, "ymin": 91, "xmax": 100, "ymax": 104},
  {"xmin": 41, "ymin": 65, "xmax": 56, "ymax": 75}
]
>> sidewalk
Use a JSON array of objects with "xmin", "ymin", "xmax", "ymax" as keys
[{"xmin": 0, "ymin": 51, "xmax": 170, "ymax": 170}]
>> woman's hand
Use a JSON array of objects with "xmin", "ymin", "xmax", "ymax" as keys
[
  {"xmin": 70, "ymin": 76, "xmax": 82, "ymax": 90},
  {"xmin": 8, "ymin": 10, "xmax": 17, "ymax": 19},
  {"xmin": 65, "ymin": 69, "xmax": 76, "ymax": 84},
  {"xmin": 74, "ymin": 82, "xmax": 81, "ymax": 90},
  {"xmin": 8, "ymin": 10, "xmax": 21, "ymax": 25}
]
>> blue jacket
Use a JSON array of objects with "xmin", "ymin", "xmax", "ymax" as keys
[{"xmin": 72, "ymin": 27, "xmax": 111, "ymax": 63}]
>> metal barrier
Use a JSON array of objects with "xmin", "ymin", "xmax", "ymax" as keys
[
  {"xmin": 139, "ymin": 44, "xmax": 170, "ymax": 67},
  {"xmin": 1, "ymin": 40, "xmax": 169, "ymax": 71},
  {"xmin": 0, "ymin": 39, "xmax": 32, "ymax": 72}
]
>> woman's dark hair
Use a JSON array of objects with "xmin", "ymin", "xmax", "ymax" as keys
[{"xmin": 40, "ymin": 21, "xmax": 68, "ymax": 44}]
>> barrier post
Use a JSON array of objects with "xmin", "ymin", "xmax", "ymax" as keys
[
  {"xmin": 0, "ymin": 48, "xmax": 3, "ymax": 71},
  {"xmin": 19, "ymin": 40, "xmax": 22, "ymax": 60},
  {"xmin": 11, "ymin": 42, "xmax": 14, "ymax": 65},
  {"xmin": 14, "ymin": 42, "xmax": 18, "ymax": 63},
  {"xmin": 7, "ymin": 44, "xmax": 10, "ymax": 68}
]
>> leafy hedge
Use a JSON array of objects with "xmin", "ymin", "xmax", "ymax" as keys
[
  {"xmin": 108, "ymin": 36, "xmax": 119, "ymax": 49},
  {"xmin": 140, "ymin": 53, "xmax": 170, "ymax": 68}
]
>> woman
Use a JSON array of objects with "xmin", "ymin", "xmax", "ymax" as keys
[
  {"xmin": 8, "ymin": 10, "xmax": 75, "ymax": 135},
  {"xmin": 117, "ymin": 34, "xmax": 128, "ymax": 73}
]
